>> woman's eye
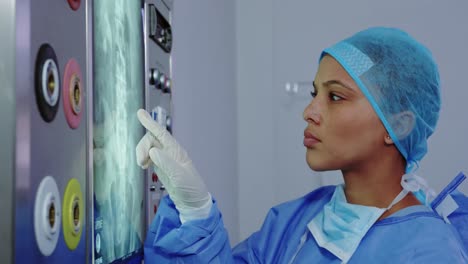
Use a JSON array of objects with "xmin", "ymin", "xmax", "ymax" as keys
[
  {"xmin": 330, "ymin": 93, "xmax": 343, "ymax": 101},
  {"xmin": 310, "ymin": 91, "xmax": 317, "ymax": 98}
]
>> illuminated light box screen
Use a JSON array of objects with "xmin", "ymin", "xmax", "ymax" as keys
[{"xmin": 93, "ymin": 0, "xmax": 144, "ymax": 263}]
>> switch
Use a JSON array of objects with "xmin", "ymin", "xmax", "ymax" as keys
[
  {"xmin": 151, "ymin": 109, "xmax": 157, "ymax": 121},
  {"xmin": 159, "ymin": 75, "xmax": 166, "ymax": 88},
  {"xmin": 151, "ymin": 106, "xmax": 167, "ymax": 127},
  {"xmin": 166, "ymin": 116, "xmax": 172, "ymax": 134},
  {"xmin": 149, "ymin": 68, "xmax": 159, "ymax": 85},
  {"xmin": 162, "ymin": 78, "xmax": 171, "ymax": 94},
  {"xmin": 157, "ymin": 106, "xmax": 167, "ymax": 127}
]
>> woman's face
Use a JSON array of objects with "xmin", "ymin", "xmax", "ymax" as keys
[{"xmin": 303, "ymin": 55, "xmax": 387, "ymax": 171}]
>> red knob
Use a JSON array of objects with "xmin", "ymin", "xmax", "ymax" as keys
[{"xmin": 67, "ymin": 0, "xmax": 80, "ymax": 11}]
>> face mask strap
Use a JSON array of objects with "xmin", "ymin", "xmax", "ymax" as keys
[
  {"xmin": 401, "ymin": 173, "xmax": 437, "ymax": 206},
  {"xmin": 386, "ymin": 189, "xmax": 410, "ymax": 210}
]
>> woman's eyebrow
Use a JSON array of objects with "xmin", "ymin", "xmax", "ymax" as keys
[{"xmin": 323, "ymin": 80, "xmax": 356, "ymax": 92}]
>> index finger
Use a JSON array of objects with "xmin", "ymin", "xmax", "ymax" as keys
[{"xmin": 137, "ymin": 109, "xmax": 172, "ymax": 146}]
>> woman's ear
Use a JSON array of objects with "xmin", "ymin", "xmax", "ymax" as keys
[
  {"xmin": 384, "ymin": 134, "xmax": 394, "ymax": 145},
  {"xmin": 389, "ymin": 111, "xmax": 416, "ymax": 140}
]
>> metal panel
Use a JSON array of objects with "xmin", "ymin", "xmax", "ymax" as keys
[
  {"xmin": 0, "ymin": 0, "xmax": 15, "ymax": 262},
  {"xmin": 143, "ymin": 0, "xmax": 173, "ymax": 231},
  {"xmin": 15, "ymin": 0, "xmax": 87, "ymax": 262}
]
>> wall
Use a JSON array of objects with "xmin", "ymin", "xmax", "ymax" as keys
[
  {"xmin": 171, "ymin": 0, "xmax": 239, "ymax": 244},
  {"xmin": 236, "ymin": 0, "xmax": 468, "ymax": 242},
  {"xmin": 236, "ymin": 0, "xmax": 288, "ymax": 242}
]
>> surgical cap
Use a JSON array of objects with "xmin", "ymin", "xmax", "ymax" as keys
[{"xmin": 320, "ymin": 27, "xmax": 441, "ymax": 173}]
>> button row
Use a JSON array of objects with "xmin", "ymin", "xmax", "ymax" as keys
[{"xmin": 149, "ymin": 68, "xmax": 171, "ymax": 93}]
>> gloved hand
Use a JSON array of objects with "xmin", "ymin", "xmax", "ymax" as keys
[{"xmin": 135, "ymin": 109, "xmax": 212, "ymax": 223}]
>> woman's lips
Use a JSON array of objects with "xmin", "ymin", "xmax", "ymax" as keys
[{"xmin": 303, "ymin": 131, "xmax": 320, "ymax": 148}]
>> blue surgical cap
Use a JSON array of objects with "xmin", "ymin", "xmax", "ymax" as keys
[{"xmin": 320, "ymin": 27, "xmax": 441, "ymax": 173}]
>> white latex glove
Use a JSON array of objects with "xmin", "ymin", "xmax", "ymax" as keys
[{"xmin": 135, "ymin": 109, "xmax": 212, "ymax": 223}]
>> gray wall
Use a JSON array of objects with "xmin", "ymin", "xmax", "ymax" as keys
[
  {"xmin": 236, "ymin": 0, "xmax": 285, "ymax": 242},
  {"xmin": 171, "ymin": 1, "xmax": 238, "ymax": 244},
  {"xmin": 236, "ymin": 0, "xmax": 468, "ymax": 242},
  {"xmin": 0, "ymin": 0, "xmax": 15, "ymax": 262}
]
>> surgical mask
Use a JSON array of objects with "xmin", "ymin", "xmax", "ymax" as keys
[{"xmin": 308, "ymin": 184, "xmax": 409, "ymax": 263}]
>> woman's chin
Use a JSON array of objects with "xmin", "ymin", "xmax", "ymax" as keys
[
  {"xmin": 307, "ymin": 163, "xmax": 328, "ymax": 172},
  {"xmin": 306, "ymin": 157, "xmax": 327, "ymax": 171},
  {"xmin": 306, "ymin": 152, "xmax": 334, "ymax": 171}
]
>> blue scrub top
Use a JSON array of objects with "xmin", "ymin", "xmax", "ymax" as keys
[{"xmin": 144, "ymin": 186, "xmax": 468, "ymax": 263}]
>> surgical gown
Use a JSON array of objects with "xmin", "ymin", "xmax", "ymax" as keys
[{"xmin": 144, "ymin": 186, "xmax": 468, "ymax": 263}]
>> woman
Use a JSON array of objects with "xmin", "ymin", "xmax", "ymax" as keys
[{"xmin": 136, "ymin": 27, "xmax": 468, "ymax": 263}]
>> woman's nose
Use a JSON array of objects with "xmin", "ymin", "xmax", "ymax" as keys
[{"xmin": 303, "ymin": 100, "xmax": 321, "ymax": 125}]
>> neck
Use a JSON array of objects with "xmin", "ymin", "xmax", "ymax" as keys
[{"xmin": 341, "ymin": 148, "xmax": 421, "ymax": 219}]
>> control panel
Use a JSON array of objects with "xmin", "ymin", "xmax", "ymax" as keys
[{"xmin": 143, "ymin": 0, "xmax": 173, "ymax": 228}]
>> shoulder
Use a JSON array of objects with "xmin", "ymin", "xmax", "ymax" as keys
[
  {"xmin": 403, "ymin": 220, "xmax": 468, "ymax": 263},
  {"xmin": 409, "ymin": 217, "xmax": 467, "ymax": 253},
  {"xmin": 359, "ymin": 211, "xmax": 468, "ymax": 262},
  {"xmin": 376, "ymin": 209, "xmax": 463, "ymax": 243}
]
